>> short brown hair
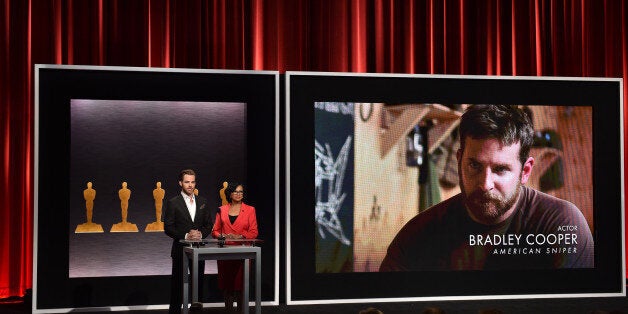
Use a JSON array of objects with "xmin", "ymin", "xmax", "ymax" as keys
[
  {"xmin": 178, "ymin": 169, "xmax": 196, "ymax": 182},
  {"xmin": 358, "ymin": 307, "xmax": 384, "ymax": 314},
  {"xmin": 459, "ymin": 105, "xmax": 534, "ymax": 165}
]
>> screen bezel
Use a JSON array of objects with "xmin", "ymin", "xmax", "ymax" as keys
[
  {"xmin": 34, "ymin": 65, "xmax": 280, "ymax": 312},
  {"xmin": 286, "ymin": 72, "xmax": 625, "ymax": 304}
]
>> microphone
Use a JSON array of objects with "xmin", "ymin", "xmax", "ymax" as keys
[{"xmin": 216, "ymin": 209, "xmax": 226, "ymax": 247}]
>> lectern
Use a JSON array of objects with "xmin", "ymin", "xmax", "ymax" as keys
[{"xmin": 181, "ymin": 239, "xmax": 262, "ymax": 314}]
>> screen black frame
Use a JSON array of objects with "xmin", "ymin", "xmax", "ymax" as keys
[
  {"xmin": 286, "ymin": 72, "xmax": 625, "ymax": 303},
  {"xmin": 34, "ymin": 65, "xmax": 279, "ymax": 311}
]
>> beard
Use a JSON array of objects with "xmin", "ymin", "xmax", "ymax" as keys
[
  {"xmin": 461, "ymin": 184, "xmax": 520, "ymax": 223},
  {"xmin": 459, "ymin": 163, "xmax": 522, "ymax": 224}
]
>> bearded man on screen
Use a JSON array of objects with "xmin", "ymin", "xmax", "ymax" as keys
[{"xmin": 380, "ymin": 105, "xmax": 594, "ymax": 271}]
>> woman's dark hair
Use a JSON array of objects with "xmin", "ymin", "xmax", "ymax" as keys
[
  {"xmin": 225, "ymin": 181, "xmax": 245, "ymax": 202},
  {"xmin": 458, "ymin": 105, "xmax": 534, "ymax": 165}
]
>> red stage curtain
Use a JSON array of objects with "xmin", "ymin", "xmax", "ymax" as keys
[{"xmin": 1, "ymin": 0, "xmax": 627, "ymax": 298}]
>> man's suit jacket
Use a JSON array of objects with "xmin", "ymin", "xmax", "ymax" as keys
[{"xmin": 163, "ymin": 193, "xmax": 216, "ymax": 258}]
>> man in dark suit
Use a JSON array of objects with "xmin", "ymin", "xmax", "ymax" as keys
[{"xmin": 164, "ymin": 169, "xmax": 216, "ymax": 313}]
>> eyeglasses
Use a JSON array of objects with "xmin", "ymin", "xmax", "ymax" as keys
[{"xmin": 232, "ymin": 191, "xmax": 244, "ymax": 194}]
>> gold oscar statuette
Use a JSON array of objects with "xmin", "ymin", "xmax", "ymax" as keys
[
  {"xmin": 75, "ymin": 181, "xmax": 104, "ymax": 233},
  {"xmin": 145, "ymin": 181, "xmax": 165, "ymax": 232},
  {"xmin": 110, "ymin": 181, "xmax": 139, "ymax": 232},
  {"xmin": 219, "ymin": 181, "xmax": 228, "ymax": 205}
]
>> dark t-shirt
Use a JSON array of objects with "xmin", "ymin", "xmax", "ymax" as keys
[{"xmin": 380, "ymin": 186, "xmax": 594, "ymax": 271}]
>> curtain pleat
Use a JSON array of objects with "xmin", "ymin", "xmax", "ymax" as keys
[{"xmin": 1, "ymin": 0, "xmax": 627, "ymax": 298}]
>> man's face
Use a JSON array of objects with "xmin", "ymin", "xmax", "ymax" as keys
[
  {"xmin": 457, "ymin": 137, "xmax": 534, "ymax": 225},
  {"xmin": 179, "ymin": 174, "xmax": 196, "ymax": 196}
]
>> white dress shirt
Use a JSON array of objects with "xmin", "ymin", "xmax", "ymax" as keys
[{"xmin": 181, "ymin": 191, "xmax": 196, "ymax": 221}]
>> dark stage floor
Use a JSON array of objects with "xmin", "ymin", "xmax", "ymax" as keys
[{"xmin": 3, "ymin": 295, "xmax": 628, "ymax": 314}]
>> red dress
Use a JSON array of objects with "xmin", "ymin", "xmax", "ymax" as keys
[{"xmin": 211, "ymin": 203, "xmax": 259, "ymax": 290}]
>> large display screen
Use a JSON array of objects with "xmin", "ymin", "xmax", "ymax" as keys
[
  {"xmin": 288, "ymin": 73, "xmax": 624, "ymax": 303},
  {"xmin": 35, "ymin": 66, "xmax": 279, "ymax": 312},
  {"xmin": 314, "ymin": 103, "xmax": 594, "ymax": 273},
  {"xmin": 69, "ymin": 100, "xmax": 246, "ymax": 278}
]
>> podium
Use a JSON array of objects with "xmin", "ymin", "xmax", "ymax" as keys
[{"xmin": 181, "ymin": 239, "xmax": 262, "ymax": 314}]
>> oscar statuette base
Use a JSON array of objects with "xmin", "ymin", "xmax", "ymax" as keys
[
  {"xmin": 110, "ymin": 221, "xmax": 139, "ymax": 232},
  {"xmin": 75, "ymin": 222, "xmax": 104, "ymax": 233},
  {"xmin": 144, "ymin": 221, "xmax": 164, "ymax": 232}
]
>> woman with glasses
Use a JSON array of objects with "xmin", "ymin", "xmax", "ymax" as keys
[{"xmin": 211, "ymin": 181, "xmax": 258, "ymax": 313}]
